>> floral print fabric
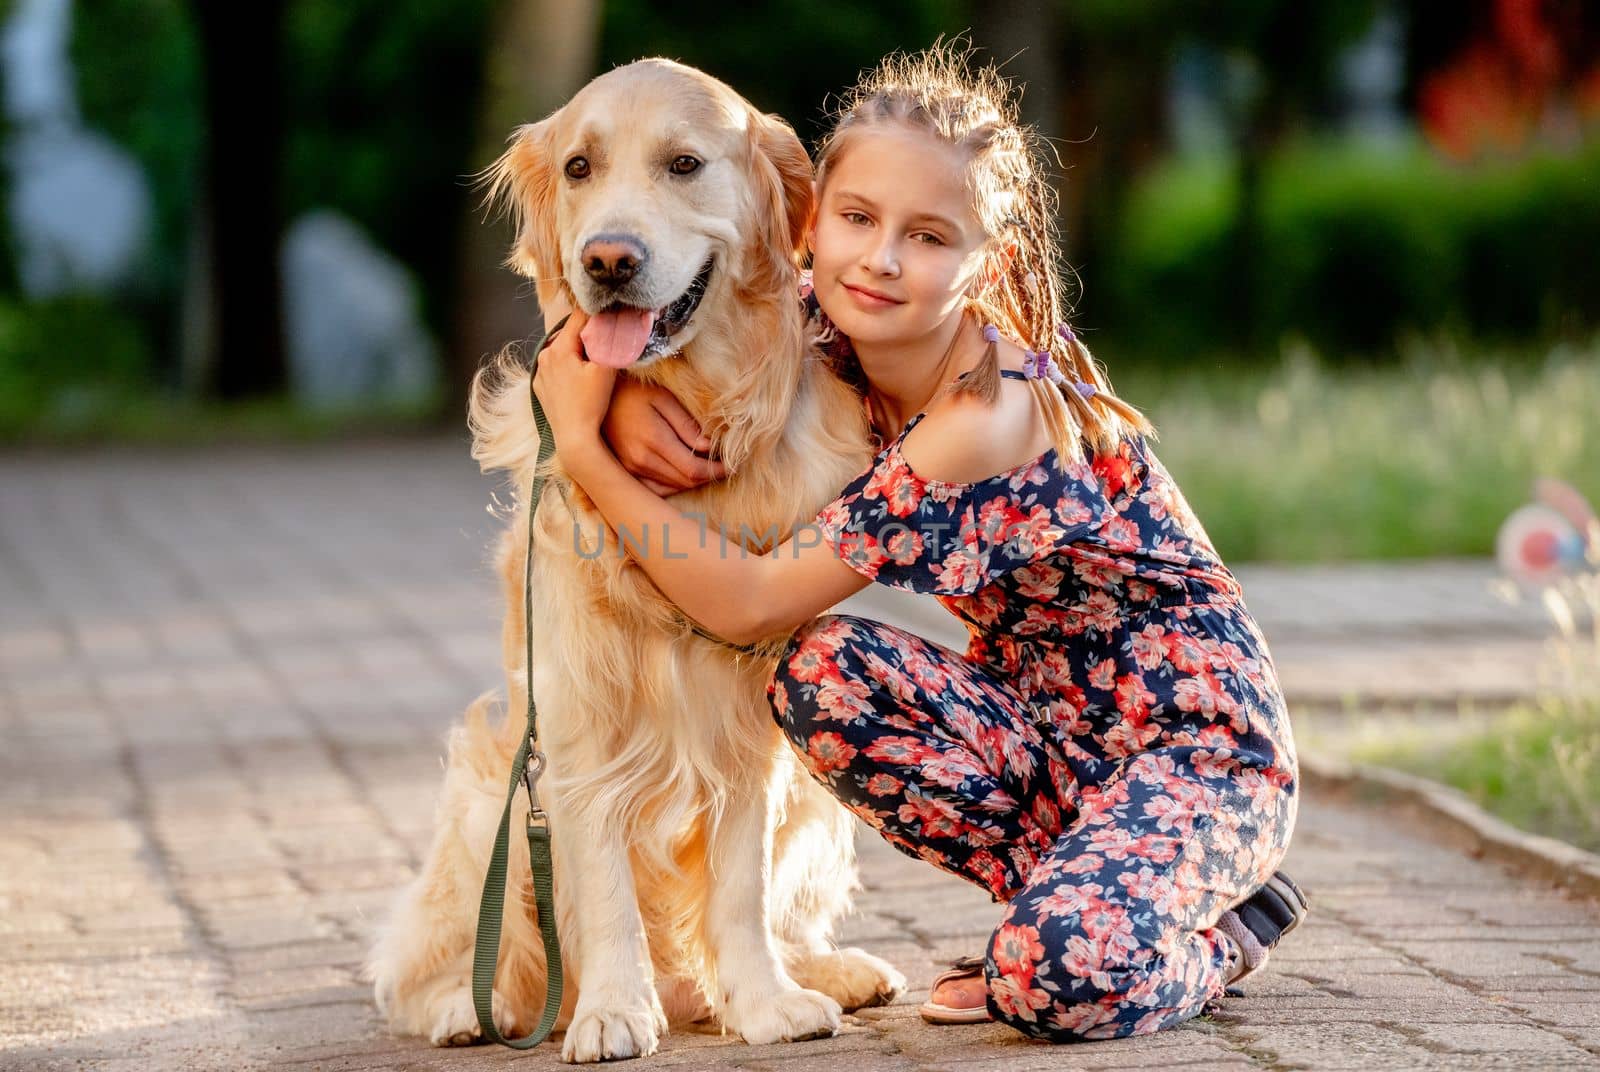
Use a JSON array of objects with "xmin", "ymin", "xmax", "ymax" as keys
[{"xmin": 767, "ymin": 371, "xmax": 1298, "ymax": 1041}]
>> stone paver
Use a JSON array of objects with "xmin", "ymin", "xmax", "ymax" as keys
[{"xmin": 2, "ymin": 439, "xmax": 1597, "ymax": 1071}]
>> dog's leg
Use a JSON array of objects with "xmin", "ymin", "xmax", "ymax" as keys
[
  {"xmin": 553, "ymin": 797, "xmax": 668, "ymax": 1063},
  {"xmin": 773, "ymin": 773, "xmax": 907, "ymax": 1011},
  {"xmin": 703, "ymin": 764, "xmax": 843, "ymax": 1045},
  {"xmin": 365, "ymin": 699, "xmax": 537, "ymax": 1046}
]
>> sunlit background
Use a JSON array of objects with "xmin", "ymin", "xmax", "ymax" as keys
[
  {"xmin": 2, "ymin": 0, "xmax": 1595, "ymax": 560},
  {"xmin": 1, "ymin": 8, "xmax": 1598, "ymax": 1060}
]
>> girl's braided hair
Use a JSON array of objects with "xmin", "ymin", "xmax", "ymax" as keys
[{"xmin": 813, "ymin": 38, "xmax": 1153, "ymax": 460}]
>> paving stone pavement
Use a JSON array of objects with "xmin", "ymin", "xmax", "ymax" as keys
[{"xmin": 2, "ymin": 438, "xmax": 1597, "ymax": 1071}]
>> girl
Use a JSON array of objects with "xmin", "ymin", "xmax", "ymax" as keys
[{"xmin": 531, "ymin": 45, "xmax": 1305, "ymax": 1043}]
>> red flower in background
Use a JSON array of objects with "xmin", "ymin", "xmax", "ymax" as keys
[{"xmin": 1419, "ymin": 0, "xmax": 1600, "ymax": 159}]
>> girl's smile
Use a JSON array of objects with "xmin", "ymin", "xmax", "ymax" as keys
[{"xmin": 840, "ymin": 281, "xmax": 906, "ymax": 309}]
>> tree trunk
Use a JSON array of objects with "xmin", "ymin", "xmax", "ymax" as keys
[
  {"xmin": 446, "ymin": 0, "xmax": 600, "ymax": 419},
  {"xmin": 1055, "ymin": 33, "xmax": 1171, "ymax": 318},
  {"xmin": 971, "ymin": 0, "xmax": 1061, "ymax": 139},
  {"xmin": 188, "ymin": 0, "xmax": 287, "ymax": 400}
]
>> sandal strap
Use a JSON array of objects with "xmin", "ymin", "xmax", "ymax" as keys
[
  {"xmin": 1243, "ymin": 872, "xmax": 1309, "ymax": 944},
  {"xmin": 929, "ymin": 954, "xmax": 986, "ymax": 990},
  {"xmin": 1217, "ymin": 909, "xmax": 1269, "ymax": 978}
]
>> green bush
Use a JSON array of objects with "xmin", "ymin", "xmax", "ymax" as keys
[
  {"xmin": 1108, "ymin": 157, "xmax": 1236, "ymax": 361},
  {"xmin": 1106, "ymin": 137, "xmax": 1600, "ymax": 359},
  {"xmin": 0, "ymin": 294, "xmax": 156, "ymax": 432}
]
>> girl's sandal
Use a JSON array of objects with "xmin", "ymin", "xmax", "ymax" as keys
[
  {"xmin": 918, "ymin": 954, "xmax": 992, "ymax": 1024},
  {"xmin": 1218, "ymin": 869, "xmax": 1312, "ymax": 986}
]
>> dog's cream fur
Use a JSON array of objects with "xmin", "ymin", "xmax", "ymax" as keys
[{"xmin": 365, "ymin": 60, "xmax": 904, "ymax": 1063}]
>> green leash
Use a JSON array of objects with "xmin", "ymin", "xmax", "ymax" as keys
[
  {"xmin": 471, "ymin": 321, "xmax": 567, "ymax": 1049},
  {"xmin": 469, "ymin": 318, "xmax": 766, "ymax": 1048}
]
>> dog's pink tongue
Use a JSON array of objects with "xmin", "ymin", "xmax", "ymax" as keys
[{"xmin": 579, "ymin": 308, "xmax": 656, "ymax": 368}]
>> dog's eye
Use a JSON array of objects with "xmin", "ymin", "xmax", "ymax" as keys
[
  {"xmin": 669, "ymin": 155, "xmax": 702, "ymax": 176},
  {"xmin": 564, "ymin": 156, "xmax": 590, "ymax": 180}
]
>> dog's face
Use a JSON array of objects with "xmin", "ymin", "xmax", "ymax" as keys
[{"xmin": 483, "ymin": 60, "xmax": 812, "ymax": 369}]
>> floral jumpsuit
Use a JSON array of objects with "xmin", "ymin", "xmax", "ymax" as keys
[{"xmin": 766, "ymin": 368, "xmax": 1298, "ymax": 1042}]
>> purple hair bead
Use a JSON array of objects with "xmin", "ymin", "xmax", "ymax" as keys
[
  {"xmin": 1023, "ymin": 349, "xmax": 1057, "ymax": 381},
  {"xmin": 1057, "ymin": 322, "xmax": 1077, "ymax": 344},
  {"xmin": 1075, "ymin": 381, "xmax": 1097, "ymax": 399},
  {"xmin": 981, "ymin": 324, "xmax": 1000, "ymax": 344}
]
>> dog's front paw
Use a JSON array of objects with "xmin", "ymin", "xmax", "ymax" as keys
[
  {"xmin": 427, "ymin": 986, "xmax": 517, "ymax": 1047},
  {"xmin": 788, "ymin": 946, "xmax": 907, "ymax": 1011},
  {"xmin": 724, "ymin": 985, "xmax": 841, "ymax": 1046},
  {"xmin": 560, "ymin": 998, "xmax": 666, "ymax": 1063}
]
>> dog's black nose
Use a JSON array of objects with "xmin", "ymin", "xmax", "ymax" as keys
[{"xmin": 581, "ymin": 235, "xmax": 646, "ymax": 288}]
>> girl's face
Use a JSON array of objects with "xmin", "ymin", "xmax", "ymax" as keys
[{"xmin": 809, "ymin": 125, "xmax": 990, "ymax": 350}]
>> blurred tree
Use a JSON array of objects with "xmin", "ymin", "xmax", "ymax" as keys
[
  {"xmin": 284, "ymin": 0, "xmax": 496, "ymax": 420},
  {"xmin": 596, "ymin": 0, "xmax": 961, "ymax": 147},
  {"xmin": 451, "ymin": 0, "xmax": 600, "ymax": 417},
  {"xmin": 1189, "ymin": 1, "xmax": 1380, "ymax": 348},
  {"xmin": 1049, "ymin": 1, "xmax": 1184, "ymax": 316},
  {"xmin": 1040, "ymin": 2, "xmax": 1378, "ymax": 345},
  {"xmin": 70, "ymin": 0, "xmax": 202, "ymax": 391},
  {"xmin": 189, "ymin": 0, "xmax": 288, "ymax": 399},
  {"xmin": 72, "ymin": 0, "xmax": 498, "ymax": 405},
  {"xmin": 972, "ymin": 0, "xmax": 1061, "ymax": 145}
]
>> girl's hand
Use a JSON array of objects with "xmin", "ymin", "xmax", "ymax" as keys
[
  {"xmin": 603, "ymin": 379, "xmax": 730, "ymax": 495},
  {"xmin": 531, "ymin": 309, "xmax": 617, "ymax": 456}
]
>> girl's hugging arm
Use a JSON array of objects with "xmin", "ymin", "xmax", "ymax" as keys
[
  {"xmin": 570, "ymin": 372, "xmax": 1052, "ymax": 643},
  {"xmin": 538, "ymin": 308, "xmax": 869, "ymax": 646},
  {"xmin": 560, "ymin": 437, "xmax": 871, "ymax": 646}
]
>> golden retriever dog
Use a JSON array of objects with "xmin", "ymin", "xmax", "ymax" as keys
[{"xmin": 365, "ymin": 59, "xmax": 905, "ymax": 1062}]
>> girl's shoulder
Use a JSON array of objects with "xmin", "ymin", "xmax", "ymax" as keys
[{"xmin": 897, "ymin": 369, "xmax": 1052, "ymax": 486}]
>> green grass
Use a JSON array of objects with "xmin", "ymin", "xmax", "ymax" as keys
[
  {"xmin": 1339, "ymin": 576, "xmax": 1600, "ymax": 852},
  {"xmin": 1114, "ymin": 336, "xmax": 1600, "ymax": 563},
  {"xmin": 1344, "ymin": 694, "xmax": 1600, "ymax": 853}
]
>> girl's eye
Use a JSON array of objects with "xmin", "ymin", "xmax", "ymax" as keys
[
  {"xmin": 914, "ymin": 232, "xmax": 945, "ymax": 246},
  {"xmin": 565, "ymin": 156, "xmax": 590, "ymax": 180},
  {"xmin": 669, "ymin": 155, "xmax": 702, "ymax": 176},
  {"xmin": 843, "ymin": 211, "xmax": 871, "ymax": 225}
]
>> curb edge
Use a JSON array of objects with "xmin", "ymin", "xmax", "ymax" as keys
[{"xmin": 1300, "ymin": 751, "xmax": 1600, "ymax": 904}]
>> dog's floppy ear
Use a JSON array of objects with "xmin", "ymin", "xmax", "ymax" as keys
[
  {"xmin": 476, "ymin": 117, "xmax": 561, "ymax": 285},
  {"xmin": 749, "ymin": 111, "xmax": 815, "ymax": 267}
]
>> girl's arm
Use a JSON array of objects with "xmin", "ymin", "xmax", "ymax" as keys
[
  {"xmin": 561, "ymin": 438, "xmax": 869, "ymax": 645},
  {"xmin": 532, "ymin": 308, "xmax": 868, "ymax": 645}
]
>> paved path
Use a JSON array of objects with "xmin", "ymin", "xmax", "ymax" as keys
[{"xmin": 2, "ymin": 439, "xmax": 1597, "ymax": 1070}]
